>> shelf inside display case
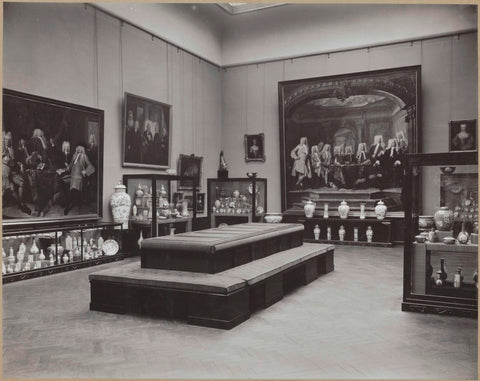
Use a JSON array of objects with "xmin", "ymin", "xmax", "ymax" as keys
[
  {"xmin": 403, "ymin": 151, "xmax": 478, "ymax": 318},
  {"xmin": 207, "ymin": 177, "xmax": 267, "ymax": 228},
  {"xmin": 2, "ymin": 222, "xmax": 124, "ymax": 283}
]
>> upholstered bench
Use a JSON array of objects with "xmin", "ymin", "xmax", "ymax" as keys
[
  {"xmin": 90, "ymin": 243, "xmax": 334, "ymax": 329},
  {"xmin": 140, "ymin": 222, "xmax": 304, "ymax": 273}
]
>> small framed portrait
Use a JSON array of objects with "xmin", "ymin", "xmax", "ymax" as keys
[
  {"xmin": 244, "ymin": 133, "xmax": 266, "ymax": 162},
  {"xmin": 184, "ymin": 193, "xmax": 205, "ymax": 212},
  {"xmin": 172, "ymin": 192, "xmax": 183, "ymax": 205},
  {"xmin": 449, "ymin": 119, "xmax": 477, "ymax": 152},
  {"xmin": 178, "ymin": 154, "xmax": 203, "ymax": 190}
]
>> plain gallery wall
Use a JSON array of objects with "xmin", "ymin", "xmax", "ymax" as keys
[{"xmin": 3, "ymin": 3, "xmax": 222, "ymax": 221}]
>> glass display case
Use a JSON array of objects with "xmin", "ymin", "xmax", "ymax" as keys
[
  {"xmin": 402, "ymin": 151, "xmax": 478, "ymax": 317},
  {"xmin": 123, "ymin": 174, "xmax": 198, "ymax": 239},
  {"xmin": 207, "ymin": 177, "xmax": 267, "ymax": 227},
  {"xmin": 2, "ymin": 222, "xmax": 123, "ymax": 283}
]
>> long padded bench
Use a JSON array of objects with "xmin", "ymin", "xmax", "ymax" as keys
[
  {"xmin": 140, "ymin": 223, "xmax": 304, "ymax": 273},
  {"xmin": 90, "ymin": 243, "xmax": 334, "ymax": 329}
]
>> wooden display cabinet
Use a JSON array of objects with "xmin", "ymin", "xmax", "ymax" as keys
[
  {"xmin": 207, "ymin": 177, "xmax": 267, "ymax": 228},
  {"xmin": 402, "ymin": 151, "xmax": 478, "ymax": 318}
]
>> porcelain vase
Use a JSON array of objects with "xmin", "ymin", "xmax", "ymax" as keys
[
  {"xmin": 366, "ymin": 226, "xmax": 373, "ymax": 243},
  {"xmin": 323, "ymin": 204, "xmax": 329, "ymax": 219},
  {"xmin": 434, "ymin": 206, "xmax": 454, "ymax": 231},
  {"xmin": 457, "ymin": 222, "xmax": 469, "ymax": 244},
  {"xmin": 375, "ymin": 200, "xmax": 387, "ymax": 220},
  {"xmin": 304, "ymin": 200, "xmax": 316, "ymax": 218},
  {"xmin": 110, "ymin": 181, "xmax": 132, "ymax": 229},
  {"xmin": 338, "ymin": 200, "xmax": 349, "ymax": 219},
  {"xmin": 314, "ymin": 225, "xmax": 320, "ymax": 240},
  {"xmin": 339, "ymin": 226, "xmax": 346, "ymax": 241},
  {"xmin": 359, "ymin": 203, "xmax": 366, "ymax": 220}
]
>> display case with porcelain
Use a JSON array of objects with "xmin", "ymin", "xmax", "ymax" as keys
[
  {"xmin": 402, "ymin": 151, "xmax": 478, "ymax": 317},
  {"xmin": 207, "ymin": 176, "xmax": 267, "ymax": 227},
  {"xmin": 123, "ymin": 174, "xmax": 198, "ymax": 240},
  {"xmin": 2, "ymin": 222, "xmax": 124, "ymax": 283}
]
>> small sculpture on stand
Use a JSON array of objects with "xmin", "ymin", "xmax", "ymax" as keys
[
  {"xmin": 314, "ymin": 224, "xmax": 320, "ymax": 240},
  {"xmin": 339, "ymin": 225, "xmax": 346, "ymax": 241},
  {"xmin": 218, "ymin": 150, "xmax": 229, "ymax": 179},
  {"xmin": 327, "ymin": 226, "xmax": 332, "ymax": 241},
  {"xmin": 354, "ymin": 227, "xmax": 359, "ymax": 242}
]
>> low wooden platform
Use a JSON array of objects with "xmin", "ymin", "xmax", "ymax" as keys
[
  {"xmin": 140, "ymin": 223, "xmax": 304, "ymax": 273},
  {"xmin": 90, "ymin": 243, "xmax": 334, "ymax": 329}
]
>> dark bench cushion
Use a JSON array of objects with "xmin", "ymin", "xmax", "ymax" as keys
[
  {"xmin": 221, "ymin": 243, "xmax": 334, "ymax": 285},
  {"xmin": 89, "ymin": 263, "xmax": 246, "ymax": 295},
  {"xmin": 140, "ymin": 223, "xmax": 304, "ymax": 254}
]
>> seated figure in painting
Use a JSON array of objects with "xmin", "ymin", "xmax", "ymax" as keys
[
  {"xmin": 29, "ymin": 128, "xmax": 52, "ymax": 170},
  {"xmin": 2, "ymin": 131, "xmax": 31, "ymax": 215},
  {"xmin": 290, "ymin": 137, "xmax": 311, "ymax": 188},
  {"xmin": 368, "ymin": 134, "xmax": 385, "ymax": 188},
  {"xmin": 354, "ymin": 142, "xmax": 370, "ymax": 188},
  {"xmin": 343, "ymin": 145, "xmax": 355, "ymax": 164}
]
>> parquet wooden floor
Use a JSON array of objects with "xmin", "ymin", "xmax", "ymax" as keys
[{"xmin": 3, "ymin": 245, "xmax": 477, "ymax": 379}]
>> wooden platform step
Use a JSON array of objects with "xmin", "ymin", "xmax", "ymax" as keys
[{"xmin": 90, "ymin": 243, "xmax": 334, "ymax": 329}]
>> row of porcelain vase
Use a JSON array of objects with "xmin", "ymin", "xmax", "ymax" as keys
[{"xmin": 304, "ymin": 200, "xmax": 387, "ymax": 220}]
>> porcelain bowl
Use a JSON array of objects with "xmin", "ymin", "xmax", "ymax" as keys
[{"xmin": 264, "ymin": 213, "xmax": 283, "ymax": 223}]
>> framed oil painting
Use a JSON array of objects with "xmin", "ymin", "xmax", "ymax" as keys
[
  {"xmin": 178, "ymin": 154, "xmax": 203, "ymax": 190},
  {"xmin": 2, "ymin": 89, "xmax": 104, "ymax": 228},
  {"xmin": 278, "ymin": 65, "xmax": 421, "ymax": 211},
  {"xmin": 449, "ymin": 119, "xmax": 477, "ymax": 152},
  {"xmin": 123, "ymin": 92, "xmax": 171, "ymax": 169},
  {"xmin": 244, "ymin": 133, "xmax": 266, "ymax": 162},
  {"xmin": 184, "ymin": 193, "xmax": 205, "ymax": 212}
]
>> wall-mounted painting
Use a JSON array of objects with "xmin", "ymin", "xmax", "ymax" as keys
[
  {"xmin": 244, "ymin": 133, "xmax": 266, "ymax": 162},
  {"xmin": 178, "ymin": 154, "xmax": 203, "ymax": 190},
  {"xmin": 2, "ymin": 89, "xmax": 104, "ymax": 228},
  {"xmin": 449, "ymin": 119, "xmax": 477, "ymax": 152},
  {"xmin": 123, "ymin": 92, "xmax": 171, "ymax": 169},
  {"xmin": 278, "ymin": 66, "xmax": 421, "ymax": 211},
  {"xmin": 184, "ymin": 192, "xmax": 205, "ymax": 212}
]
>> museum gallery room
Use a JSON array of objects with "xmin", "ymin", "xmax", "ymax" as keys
[{"xmin": 2, "ymin": 2, "xmax": 478, "ymax": 379}]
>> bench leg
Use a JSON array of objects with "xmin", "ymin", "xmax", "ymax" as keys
[
  {"xmin": 187, "ymin": 288, "xmax": 250, "ymax": 330},
  {"xmin": 303, "ymin": 257, "xmax": 319, "ymax": 285},
  {"xmin": 318, "ymin": 250, "xmax": 334, "ymax": 275}
]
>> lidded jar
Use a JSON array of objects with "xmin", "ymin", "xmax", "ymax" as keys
[
  {"xmin": 434, "ymin": 206, "xmax": 454, "ymax": 231},
  {"xmin": 338, "ymin": 200, "xmax": 350, "ymax": 219},
  {"xmin": 304, "ymin": 200, "xmax": 316, "ymax": 218},
  {"xmin": 110, "ymin": 181, "xmax": 132, "ymax": 229},
  {"xmin": 375, "ymin": 200, "xmax": 387, "ymax": 220}
]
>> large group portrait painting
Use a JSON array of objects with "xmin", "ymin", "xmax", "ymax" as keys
[
  {"xmin": 2, "ymin": 89, "xmax": 103, "ymax": 224},
  {"xmin": 279, "ymin": 66, "xmax": 420, "ymax": 210}
]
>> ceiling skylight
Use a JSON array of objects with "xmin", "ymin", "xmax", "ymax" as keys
[{"xmin": 217, "ymin": 3, "xmax": 284, "ymax": 15}]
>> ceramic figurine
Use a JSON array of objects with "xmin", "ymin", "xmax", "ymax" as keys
[
  {"xmin": 69, "ymin": 251, "xmax": 74, "ymax": 262},
  {"xmin": 19, "ymin": 242, "xmax": 26, "ymax": 255},
  {"xmin": 30, "ymin": 239, "xmax": 39, "ymax": 255},
  {"xmin": 39, "ymin": 249, "xmax": 45, "ymax": 261},
  {"xmin": 22, "ymin": 262, "xmax": 29, "ymax": 272},
  {"xmin": 375, "ymin": 200, "xmax": 387, "ymax": 220},
  {"xmin": 366, "ymin": 226, "xmax": 373, "ymax": 243},
  {"xmin": 233, "ymin": 190, "xmax": 240, "ymax": 198},
  {"xmin": 304, "ymin": 200, "xmax": 316, "ymax": 218},
  {"xmin": 16, "ymin": 248, "xmax": 24, "ymax": 263},
  {"xmin": 63, "ymin": 253, "xmax": 69, "ymax": 264},
  {"xmin": 354, "ymin": 227, "xmax": 359, "ymax": 242},
  {"xmin": 314, "ymin": 224, "xmax": 320, "ymax": 240},
  {"xmin": 338, "ymin": 200, "xmax": 350, "ymax": 219},
  {"xmin": 65, "ymin": 234, "xmax": 73, "ymax": 251},
  {"xmin": 132, "ymin": 205, "xmax": 137, "ymax": 219},
  {"xmin": 138, "ymin": 229, "xmax": 144, "ymax": 249},
  {"xmin": 15, "ymin": 262, "xmax": 21, "ymax": 272},
  {"xmin": 457, "ymin": 222, "xmax": 469, "ymax": 244},
  {"xmin": 8, "ymin": 247, "xmax": 15, "ymax": 265},
  {"xmin": 359, "ymin": 203, "xmax": 366, "ymax": 220},
  {"xmin": 84, "ymin": 251, "xmax": 91, "ymax": 260},
  {"xmin": 7, "ymin": 264, "xmax": 14, "ymax": 274},
  {"xmin": 339, "ymin": 225, "xmax": 346, "ymax": 241},
  {"xmin": 327, "ymin": 226, "xmax": 332, "ymax": 241},
  {"xmin": 159, "ymin": 184, "xmax": 167, "ymax": 197},
  {"xmin": 110, "ymin": 181, "xmax": 132, "ymax": 229},
  {"xmin": 215, "ymin": 200, "xmax": 221, "ymax": 209},
  {"xmin": 27, "ymin": 255, "xmax": 34, "ymax": 263},
  {"xmin": 434, "ymin": 206, "xmax": 454, "ymax": 231},
  {"xmin": 98, "ymin": 236, "xmax": 104, "ymax": 252},
  {"xmin": 49, "ymin": 254, "xmax": 55, "ymax": 266},
  {"xmin": 57, "ymin": 245, "xmax": 64, "ymax": 258},
  {"xmin": 427, "ymin": 228, "xmax": 436, "ymax": 243},
  {"xmin": 2, "ymin": 248, "xmax": 6, "ymax": 258},
  {"xmin": 323, "ymin": 204, "xmax": 329, "ymax": 219},
  {"xmin": 72, "ymin": 236, "xmax": 78, "ymax": 249}
]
